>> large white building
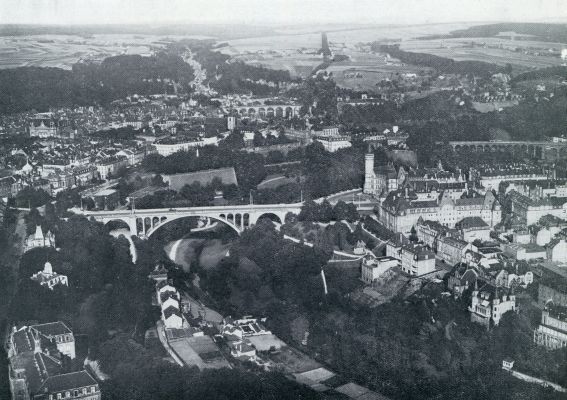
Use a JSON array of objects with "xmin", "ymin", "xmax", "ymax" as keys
[
  {"xmin": 508, "ymin": 190, "xmax": 567, "ymax": 225},
  {"xmin": 313, "ymin": 135, "xmax": 352, "ymax": 153},
  {"xmin": 547, "ymin": 239, "xmax": 567, "ymax": 263},
  {"xmin": 29, "ymin": 322, "xmax": 76, "ymax": 359},
  {"xmin": 7, "ymin": 322, "xmax": 101, "ymax": 400},
  {"xmin": 534, "ymin": 305, "xmax": 567, "ymax": 349},
  {"xmin": 154, "ymin": 136, "xmax": 218, "ymax": 157},
  {"xmin": 361, "ymin": 255, "xmax": 399, "ymax": 283},
  {"xmin": 378, "ymin": 189, "xmax": 501, "ymax": 234},
  {"xmin": 470, "ymin": 166, "xmax": 549, "ymax": 191},
  {"xmin": 30, "ymin": 262, "xmax": 68, "ymax": 290}
]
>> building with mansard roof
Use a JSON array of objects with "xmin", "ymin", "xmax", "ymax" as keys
[
  {"xmin": 7, "ymin": 322, "xmax": 100, "ymax": 400},
  {"xmin": 377, "ymin": 188, "xmax": 501, "ymax": 234}
]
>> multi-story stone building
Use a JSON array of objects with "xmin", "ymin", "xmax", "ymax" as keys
[
  {"xmin": 363, "ymin": 153, "xmax": 405, "ymax": 198},
  {"xmin": 534, "ymin": 304, "xmax": 567, "ymax": 349},
  {"xmin": 313, "ymin": 135, "xmax": 352, "ymax": 153},
  {"xmin": 469, "ymin": 284, "xmax": 516, "ymax": 329},
  {"xmin": 94, "ymin": 156, "xmax": 129, "ymax": 180},
  {"xmin": 7, "ymin": 322, "xmax": 99, "ymax": 400},
  {"xmin": 361, "ymin": 255, "xmax": 399, "ymax": 283},
  {"xmin": 400, "ymin": 244, "xmax": 436, "ymax": 276},
  {"xmin": 378, "ymin": 189, "xmax": 501, "ymax": 234},
  {"xmin": 416, "ymin": 219, "xmax": 459, "ymax": 251},
  {"xmin": 470, "ymin": 166, "xmax": 550, "ymax": 191},
  {"xmin": 455, "ymin": 216, "xmax": 492, "ymax": 242},
  {"xmin": 437, "ymin": 236, "xmax": 471, "ymax": 266},
  {"xmin": 546, "ymin": 239, "xmax": 567, "ymax": 263},
  {"xmin": 538, "ymin": 275, "xmax": 567, "ymax": 308},
  {"xmin": 507, "ymin": 190, "xmax": 567, "ymax": 225}
]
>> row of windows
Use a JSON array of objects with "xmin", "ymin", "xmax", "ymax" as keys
[
  {"xmin": 51, "ymin": 386, "xmax": 97, "ymax": 400},
  {"xmin": 55, "ymin": 334, "xmax": 72, "ymax": 343}
]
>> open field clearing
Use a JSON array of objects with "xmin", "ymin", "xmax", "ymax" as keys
[
  {"xmin": 218, "ymin": 23, "xmax": 474, "ymax": 77},
  {"xmin": 401, "ymin": 37, "xmax": 566, "ymax": 70},
  {"xmin": 0, "ymin": 34, "xmax": 210, "ymax": 69}
]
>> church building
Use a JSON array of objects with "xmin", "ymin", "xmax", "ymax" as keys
[{"xmin": 24, "ymin": 225, "xmax": 56, "ymax": 252}]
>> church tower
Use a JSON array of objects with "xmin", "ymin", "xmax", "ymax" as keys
[{"xmin": 364, "ymin": 153, "xmax": 375, "ymax": 194}]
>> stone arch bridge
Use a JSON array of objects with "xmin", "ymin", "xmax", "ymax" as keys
[
  {"xmin": 76, "ymin": 203, "xmax": 303, "ymax": 236},
  {"xmin": 449, "ymin": 141, "xmax": 567, "ymax": 161},
  {"xmin": 235, "ymin": 105, "xmax": 302, "ymax": 119}
]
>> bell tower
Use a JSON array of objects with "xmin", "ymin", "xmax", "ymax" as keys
[{"xmin": 364, "ymin": 153, "xmax": 375, "ymax": 194}]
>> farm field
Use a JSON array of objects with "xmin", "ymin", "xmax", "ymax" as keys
[
  {"xmin": 401, "ymin": 37, "xmax": 566, "ymax": 71},
  {"xmin": 218, "ymin": 23, "xmax": 474, "ymax": 78},
  {"xmin": 0, "ymin": 34, "xmax": 209, "ymax": 69}
]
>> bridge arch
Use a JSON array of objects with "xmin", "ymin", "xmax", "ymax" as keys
[
  {"xmin": 104, "ymin": 218, "xmax": 133, "ymax": 232},
  {"xmin": 285, "ymin": 107, "xmax": 293, "ymax": 118},
  {"xmin": 254, "ymin": 212, "xmax": 284, "ymax": 226},
  {"xmin": 275, "ymin": 107, "xmax": 284, "ymax": 118},
  {"xmin": 258, "ymin": 108, "xmax": 266, "ymax": 118},
  {"xmin": 146, "ymin": 214, "xmax": 242, "ymax": 237}
]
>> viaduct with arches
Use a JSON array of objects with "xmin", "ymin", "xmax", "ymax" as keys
[
  {"xmin": 449, "ymin": 141, "xmax": 567, "ymax": 161},
  {"xmin": 77, "ymin": 203, "xmax": 303, "ymax": 236},
  {"xmin": 234, "ymin": 105, "xmax": 302, "ymax": 119}
]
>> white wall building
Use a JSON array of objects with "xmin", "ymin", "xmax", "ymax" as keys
[
  {"xmin": 361, "ymin": 255, "xmax": 398, "ymax": 283},
  {"xmin": 534, "ymin": 305, "xmax": 567, "ymax": 349},
  {"xmin": 469, "ymin": 285, "xmax": 516, "ymax": 329},
  {"xmin": 400, "ymin": 244, "xmax": 436, "ymax": 276},
  {"xmin": 30, "ymin": 262, "xmax": 68, "ymax": 290}
]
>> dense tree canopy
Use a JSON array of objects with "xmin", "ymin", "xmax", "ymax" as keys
[{"xmin": 0, "ymin": 53, "xmax": 194, "ymax": 113}]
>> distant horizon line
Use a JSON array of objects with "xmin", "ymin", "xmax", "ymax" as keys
[{"xmin": 1, "ymin": 19, "xmax": 567, "ymax": 28}]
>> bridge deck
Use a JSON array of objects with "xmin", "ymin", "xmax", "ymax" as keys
[
  {"xmin": 449, "ymin": 141, "xmax": 562, "ymax": 146},
  {"xmin": 78, "ymin": 203, "xmax": 303, "ymax": 218}
]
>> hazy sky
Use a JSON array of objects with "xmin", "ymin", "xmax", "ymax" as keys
[{"xmin": 1, "ymin": 0, "xmax": 566, "ymax": 26}]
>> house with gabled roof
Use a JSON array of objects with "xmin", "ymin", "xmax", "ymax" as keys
[
  {"xmin": 162, "ymin": 306, "xmax": 184, "ymax": 329},
  {"xmin": 469, "ymin": 284, "xmax": 516, "ymax": 329},
  {"xmin": 7, "ymin": 322, "xmax": 100, "ymax": 400}
]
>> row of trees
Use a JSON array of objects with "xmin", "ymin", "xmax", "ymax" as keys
[
  {"xmin": 142, "ymin": 144, "xmax": 267, "ymax": 193},
  {"xmin": 134, "ymin": 179, "xmax": 240, "ymax": 210},
  {"xmin": 373, "ymin": 44, "xmax": 502, "ymax": 78},
  {"xmin": 298, "ymin": 200, "xmax": 359, "ymax": 223},
  {"xmin": 99, "ymin": 334, "xmax": 320, "ymax": 400}
]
